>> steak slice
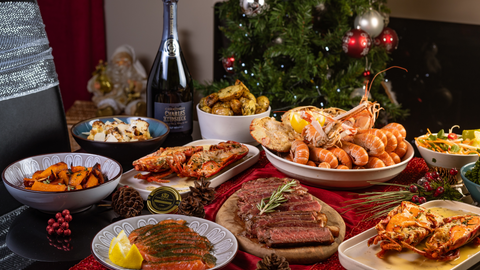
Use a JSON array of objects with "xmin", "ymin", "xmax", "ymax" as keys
[
  {"xmin": 246, "ymin": 213, "xmax": 321, "ymax": 237},
  {"xmin": 264, "ymin": 227, "xmax": 334, "ymax": 247},
  {"xmin": 239, "ymin": 193, "xmax": 313, "ymax": 205},
  {"xmin": 241, "ymin": 200, "xmax": 322, "ymax": 219},
  {"xmin": 256, "ymin": 220, "xmax": 325, "ymax": 242},
  {"xmin": 237, "ymin": 185, "xmax": 308, "ymax": 201},
  {"xmin": 240, "ymin": 178, "xmax": 299, "ymax": 191}
]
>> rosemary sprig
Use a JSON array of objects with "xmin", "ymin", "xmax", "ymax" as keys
[{"xmin": 256, "ymin": 180, "xmax": 297, "ymax": 215}]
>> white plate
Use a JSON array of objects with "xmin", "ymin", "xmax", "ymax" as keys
[
  {"xmin": 338, "ymin": 200, "xmax": 480, "ymax": 270},
  {"xmin": 264, "ymin": 141, "xmax": 414, "ymax": 189},
  {"xmin": 120, "ymin": 139, "xmax": 260, "ymax": 200},
  {"xmin": 91, "ymin": 214, "xmax": 238, "ymax": 270}
]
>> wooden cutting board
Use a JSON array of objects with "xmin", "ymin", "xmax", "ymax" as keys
[{"xmin": 216, "ymin": 191, "xmax": 346, "ymax": 265}]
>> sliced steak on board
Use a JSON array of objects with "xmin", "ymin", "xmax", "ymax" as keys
[{"xmin": 264, "ymin": 227, "xmax": 334, "ymax": 248}]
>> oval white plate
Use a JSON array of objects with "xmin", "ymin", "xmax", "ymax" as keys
[
  {"xmin": 264, "ymin": 141, "xmax": 414, "ymax": 189},
  {"xmin": 119, "ymin": 139, "xmax": 260, "ymax": 200},
  {"xmin": 91, "ymin": 214, "xmax": 238, "ymax": 270}
]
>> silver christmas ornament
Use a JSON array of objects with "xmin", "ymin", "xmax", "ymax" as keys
[
  {"xmin": 240, "ymin": 0, "xmax": 269, "ymax": 17},
  {"xmin": 354, "ymin": 9, "xmax": 384, "ymax": 38}
]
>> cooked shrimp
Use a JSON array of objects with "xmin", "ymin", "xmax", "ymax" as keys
[
  {"xmin": 365, "ymin": 157, "xmax": 386, "ymax": 168},
  {"xmin": 376, "ymin": 151, "xmax": 395, "ymax": 166},
  {"xmin": 328, "ymin": 147, "xmax": 353, "ymax": 169},
  {"xmin": 290, "ymin": 139, "xmax": 309, "ymax": 165},
  {"xmin": 365, "ymin": 128, "xmax": 387, "ymax": 146},
  {"xmin": 353, "ymin": 133, "xmax": 385, "ymax": 157},
  {"xmin": 306, "ymin": 160, "xmax": 317, "ymax": 167},
  {"xmin": 318, "ymin": 162, "xmax": 331, "ymax": 169},
  {"xmin": 336, "ymin": 165, "xmax": 350, "ymax": 170},
  {"xmin": 353, "ymin": 165, "xmax": 366, "ymax": 169},
  {"xmin": 309, "ymin": 146, "xmax": 338, "ymax": 168},
  {"xmin": 382, "ymin": 129, "xmax": 398, "ymax": 152},
  {"xmin": 389, "ymin": 152, "xmax": 401, "ymax": 164},
  {"xmin": 383, "ymin": 123, "xmax": 406, "ymax": 139},
  {"xmin": 382, "ymin": 126, "xmax": 403, "ymax": 143},
  {"xmin": 339, "ymin": 141, "xmax": 369, "ymax": 166},
  {"xmin": 395, "ymin": 140, "xmax": 408, "ymax": 158}
]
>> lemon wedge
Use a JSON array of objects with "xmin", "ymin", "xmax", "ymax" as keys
[
  {"xmin": 290, "ymin": 112, "xmax": 325, "ymax": 133},
  {"xmin": 290, "ymin": 113, "xmax": 310, "ymax": 133},
  {"xmin": 108, "ymin": 230, "xmax": 143, "ymax": 269}
]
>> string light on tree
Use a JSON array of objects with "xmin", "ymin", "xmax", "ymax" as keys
[
  {"xmin": 239, "ymin": 0, "xmax": 269, "ymax": 17},
  {"xmin": 342, "ymin": 29, "xmax": 372, "ymax": 58}
]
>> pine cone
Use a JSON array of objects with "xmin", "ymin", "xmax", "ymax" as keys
[
  {"xmin": 177, "ymin": 195, "xmax": 205, "ymax": 218},
  {"xmin": 189, "ymin": 178, "xmax": 216, "ymax": 205},
  {"xmin": 111, "ymin": 186, "xmax": 144, "ymax": 218},
  {"xmin": 256, "ymin": 253, "xmax": 290, "ymax": 270}
]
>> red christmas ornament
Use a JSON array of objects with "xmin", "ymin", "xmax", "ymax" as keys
[
  {"xmin": 342, "ymin": 29, "xmax": 372, "ymax": 58},
  {"xmin": 222, "ymin": 56, "xmax": 235, "ymax": 74},
  {"xmin": 374, "ymin": 27, "xmax": 399, "ymax": 53}
]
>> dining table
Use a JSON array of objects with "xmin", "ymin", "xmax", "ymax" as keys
[{"xmin": 3, "ymin": 121, "xmax": 480, "ymax": 270}]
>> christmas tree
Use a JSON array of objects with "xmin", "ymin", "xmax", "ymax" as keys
[{"xmin": 195, "ymin": 0, "xmax": 408, "ymax": 121}]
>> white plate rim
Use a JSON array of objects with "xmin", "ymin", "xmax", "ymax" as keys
[
  {"xmin": 119, "ymin": 139, "xmax": 260, "ymax": 200},
  {"xmin": 338, "ymin": 200, "xmax": 480, "ymax": 270},
  {"xmin": 90, "ymin": 214, "xmax": 238, "ymax": 270}
]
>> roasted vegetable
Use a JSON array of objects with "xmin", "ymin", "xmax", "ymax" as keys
[
  {"xmin": 204, "ymin": 93, "xmax": 219, "ymax": 107},
  {"xmin": 230, "ymin": 99, "xmax": 242, "ymax": 115},
  {"xmin": 218, "ymin": 85, "xmax": 244, "ymax": 101},
  {"xmin": 256, "ymin": 95, "xmax": 270, "ymax": 113},
  {"xmin": 212, "ymin": 107, "xmax": 234, "ymax": 116}
]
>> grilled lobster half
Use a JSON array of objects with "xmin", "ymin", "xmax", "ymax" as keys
[
  {"xmin": 367, "ymin": 201, "xmax": 444, "ymax": 258},
  {"xmin": 402, "ymin": 215, "xmax": 480, "ymax": 261},
  {"xmin": 133, "ymin": 141, "xmax": 249, "ymax": 181}
]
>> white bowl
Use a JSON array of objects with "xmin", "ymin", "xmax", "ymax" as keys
[
  {"xmin": 197, "ymin": 104, "xmax": 271, "ymax": 145},
  {"xmin": 2, "ymin": 152, "xmax": 122, "ymax": 213},
  {"xmin": 264, "ymin": 141, "xmax": 414, "ymax": 189},
  {"xmin": 415, "ymin": 135, "xmax": 479, "ymax": 169}
]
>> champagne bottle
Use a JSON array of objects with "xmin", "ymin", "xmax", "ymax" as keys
[{"xmin": 147, "ymin": 0, "xmax": 193, "ymax": 137}]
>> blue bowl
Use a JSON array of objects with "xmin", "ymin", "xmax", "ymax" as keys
[
  {"xmin": 71, "ymin": 116, "xmax": 169, "ymax": 170},
  {"xmin": 460, "ymin": 162, "xmax": 480, "ymax": 203}
]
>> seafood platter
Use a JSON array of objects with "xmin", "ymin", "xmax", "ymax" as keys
[
  {"xmin": 119, "ymin": 139, "xmax": 260, "ymax": 200},
  {"xmin": 339, "ymin": 200, "xmax": 480, "ymax": 270},
  {"xmin": 216, "ymin": 177, "xmax": 346, "ymax": 264},
  {"xmin": 250, "ymin": 94, "xmax": 414, "ymax": 189}
]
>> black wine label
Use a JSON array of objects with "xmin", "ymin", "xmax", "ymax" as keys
[
  {"xmin": 154, "ymin": 101, "xmax": 192, "ymax": 132},
  {"xmin": 164, "ymin": 39, "xmax": 179, "ymax": 57}
]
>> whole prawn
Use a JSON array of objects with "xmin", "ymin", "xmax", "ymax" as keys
[
  {"xmin": 309, "ymin": 146, "xmax": 338, "ymax": 168},
  {"xmin": 290, "ymin": 139, "xmax": 309, "ymax": 165},
  {"xmin": 339, "ymin": 141, "xmax": 369, "ymax": 166},
  {"xmin": 353, "ymin": 133, "xmax": 385, "ymax": 157}
]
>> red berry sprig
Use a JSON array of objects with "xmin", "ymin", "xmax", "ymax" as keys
[{"xmin": 46, "ymin": 209, "xmax": 72, "ymax": 236}]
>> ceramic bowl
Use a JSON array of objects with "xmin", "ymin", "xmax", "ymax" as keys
[
  {"xmin": 264, "ymin": 141, "xmax": 415, "ymax": 189},
  {"xmin": 71, "ymin": 116, "xmax": 169, "ymax": 170},
  {"xmin": 2, "ymin": 152, "xmax": 122, "ymax": 213},
  {"xmin": 196, "ymin": 104, "xmax": 270, "ymax": 145},
  {"xmin": 415, "ymin": 134, "xmax": 479, "ymax": 170},
  {"xmin": 460, "ymin": 162, "xmax": 480, "ymax": 203}
]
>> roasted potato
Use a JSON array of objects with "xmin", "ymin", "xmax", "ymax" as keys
[
  {"xmin": 200, "ymin": 105, "xmax": 212, "ymax": 113},
  {"xmin": 212, "ymin": 107, "xmax": 234, "ymax": 116},
  {"xmin": 218, "ymin": 85, "xmax": 244, "ymax": 101},
  {"xmin": 230, "ymin": 99, "xmax": 242, "ymax": 115},
  {"xmin": 212, "ymin": 101, "xmax": 230, "ymax": 109},
  {"xmin": 242, "ymin": 92, "xmax": 256, "ymax": 103},
  {"xmin": 242, "ymin": 99, "xmax": 256, "ymax": 115},
  {"xmin": 199, "ymin": 97, "xmax": 208, "ymax": 108},
  {"xmin": 204, "ymin": 93, "xmax": 220, "ymax": 107},
  {"xmin": 256, "ymin": 96, "xmax": 270, "ymax": 113},
  {"xmin": 235, "ymin": 79, "xmax": 250, "ymax": 93}
]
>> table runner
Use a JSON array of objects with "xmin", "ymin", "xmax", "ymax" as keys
[{"xmin": 71, "ymin": 152, "xmax": 429, "ymax": 270}]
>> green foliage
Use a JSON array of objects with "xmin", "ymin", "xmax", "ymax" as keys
[
  {"xmin": 465, "ymin": 159, "xmax": 480, "ymax": 184},
  {"xmin": 196, "ymin": 0, "xmax": 408, "ymax": 121}
]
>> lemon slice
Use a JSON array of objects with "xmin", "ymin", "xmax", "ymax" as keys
[
  {"xmin": 290, "ymin": 112, "xmax": 326, "ymax": 133},
  {"xmin": 290, "ymin": 113, "xmax": 310, "ymax": 133},
  {"xmin": 108, "ymin": 230, "xmax": 143, "ymax": 269}
]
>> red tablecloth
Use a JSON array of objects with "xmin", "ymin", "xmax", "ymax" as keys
[{"xmin": 71, "ymin": 152, "xmax": 429, "ymax": 270}]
